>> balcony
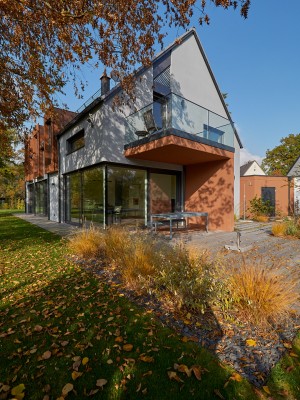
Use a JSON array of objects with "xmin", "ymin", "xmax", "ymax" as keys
[{"xmin": 125, "ymin": 93, "xmax": 235, "ymax": 151}]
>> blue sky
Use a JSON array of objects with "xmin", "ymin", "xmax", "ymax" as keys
[{"xmin": 57, "ymin": 0, "xmax": 300, "ymax": 165}]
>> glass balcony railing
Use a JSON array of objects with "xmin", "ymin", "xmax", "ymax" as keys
[{"xmin": 125, "ymin": 93, "xmax": 235, "ymax": 148}]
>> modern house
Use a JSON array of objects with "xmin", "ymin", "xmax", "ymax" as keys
[
  {"xmin": 287, "ymin": 156, "xmax": 300, "ymax": 215},
  {"xmin": 25, "ymin": 29, "xmax": 242, "ymax": 232}
]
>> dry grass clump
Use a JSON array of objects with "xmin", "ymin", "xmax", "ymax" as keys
[
  {"xmin": 104, "ymin": 226, "xmax": 161, "ymax": 290},
  {"xmin": 156, "ymin": 244, "xmax": 221, "ymax": 313},
  {"xmin": 67, "ymin": 225, "xmax": 105, "ymax": 259},
  {"xmin": 226, "ymin": 259, "xmax": 299, "ymax": 326},
  {"xmin": 272, "ymin": 222, "xmax": 286, "ymax": 237},
  {"xmin": 255, "ymin": 215, "xmax": 269, "ymax": 223}
]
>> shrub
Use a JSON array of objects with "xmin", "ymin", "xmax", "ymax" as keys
[
  {"xmin": 248, "ymin": 195, "xmax": 273, "ymax": 220},
  {"xmin": 67, "ymin": 225, "xmax": 105, "ymax": 259},
  {"xmin": 272, "ymin": 222, "xmax": 286, "ymax": 237},
  {"xmin": 225, "ymin": 259, "xmax": 299, "ymax": 326},
  {"xmin": 156, "ymin": 244, "xmax": 221, "ymax": 313}
]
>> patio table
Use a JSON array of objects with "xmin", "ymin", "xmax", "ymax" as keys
[{"xmin": 150, "ymin": 211, "xmax": 208, "ymax": 239}]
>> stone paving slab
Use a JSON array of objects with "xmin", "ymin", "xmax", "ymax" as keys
[{"xmin": 15, "ymin": 214, "xmax": 79, "ymax": 237}]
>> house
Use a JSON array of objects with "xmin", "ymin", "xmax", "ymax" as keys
[
  {"xmin": 287, "ymin": 156, "xmax": 300, "ymax": 215},
  {"xmin": 240, "ymin": 160, "xmax": 293, "ymax": 218},
  {"xmin": 25, "ymin": 29, "xmax": 242, "ymax": 232},
  {"xmin": 240, "ymin": 160, "xmax": 265, "ymax": 176},
  {"xmin": 25, "ymin": 108, "xmax": 77, "ymax": 219}
]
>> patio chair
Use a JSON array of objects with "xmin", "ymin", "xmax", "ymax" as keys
[{"xmin": 143, "ymin": 109, "xmax": 157, "ymax": 134}]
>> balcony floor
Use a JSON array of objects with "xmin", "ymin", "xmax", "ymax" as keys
[{"xmin": 124, "ymin": 130, "xmax": 234, "ymax": 165}]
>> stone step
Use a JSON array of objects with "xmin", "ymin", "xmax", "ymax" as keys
[{"xmin": 234, "ymin": 221, "xmax": 273, "ymax": 232}]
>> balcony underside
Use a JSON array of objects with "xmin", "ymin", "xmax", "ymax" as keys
[{"xmin": 124, "ymin": 131, "xmax": 234, "ymax": 165}]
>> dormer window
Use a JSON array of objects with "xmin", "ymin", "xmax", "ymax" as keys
[{"xmin": 67, "ymin": 129, "xmax": 85, "ymax": 154}]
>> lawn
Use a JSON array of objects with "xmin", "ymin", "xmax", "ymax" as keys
[{"xmin": 0, "ymin": 214, "xmax": 299, "ymax": 399}]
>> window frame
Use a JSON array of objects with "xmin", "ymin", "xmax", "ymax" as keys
[{"xmin": 66, "ymin": 129, "xmax": 85, "ymax": 154}]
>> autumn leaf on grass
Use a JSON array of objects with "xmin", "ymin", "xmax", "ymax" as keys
[
  {"xmin": 224, "ymin": 372, "xmax": 243, "ymax": 387},
  {"xmin": 167, "ymin": 371, "xmax": 184, "ymax": 383},
  {"xmin": 34, "ymin": 325, "xmax": 43, "ymax": 332},
  {"xmin": 190, "ymin": 365, "xmax": 207, "ymax": 381},
  {"xmin": 42, "ymin": 350, "xmax": 52, "ymax": 360},
  {"xmin": 96, "ymin": 379, "xmax": 107, "ymax": 388},
  {"xmin": 174, "ymin": 363, "xmax": 191, "ymax": 377},
  {"xmin": 245, "ymin": 339, "xmax": 257, "ymax": 347},
  {"xmin": 123, "ymin": 344, "xmax": 133, "ymax": 352},
  {"xmin": 115, "ymin": 336, "xmax": 123, "ymax": 343},
  {"xmin": 11, "ymin": 384, "xmax": 25, "ymax": 400},
  {"xmin": 262, "ymin": 386, "xmax": 271, "ymax": 395},
  {"xmin": 139, "ymin": 355, "xmax": 154, "ymax": 363},
  {"xmin": 82, "ymin": 357, "xmax": 89, "ymax": 365},
  {"xmin": 72, "ymin": 371, "xmax": 83, "ymax": 380},
  {"xmin": 62, "ymin": 383, "xmax": 73, "ymax": 396}
]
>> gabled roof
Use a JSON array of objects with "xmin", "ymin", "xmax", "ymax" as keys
[
  {"xmin": 57, "ymin": 28, "xmax": 242, "ymax": 148},
  {"xmin": 240, "ymin": 160, "xmax": 265, "ymax": 176},
  {"xmin": 287, "ymin": 155, "xmax": 300, "ymax": 176}
]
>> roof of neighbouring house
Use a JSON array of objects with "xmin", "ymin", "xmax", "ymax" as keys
[
  {"xmin": 240, "ymin": 160, "xmax": 265, "ymax": 176},
  {"xmin": 56, "ymin": 28, "xmax": 242, "ymax": 148},
  {"xmin": 287, "ymin": 155, "xmax": 300, "ymax": 176}
]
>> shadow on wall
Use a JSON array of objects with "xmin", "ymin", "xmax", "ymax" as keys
[{"xmin": 185, "ymin": 158, "xmax": 234, "ymax": 231}]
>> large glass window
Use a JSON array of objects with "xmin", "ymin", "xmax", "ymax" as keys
[
  {"xmin": 83, "ymin": 167, "xmax": 104, "ymax": 224},
  {"xmin": 107, "ymin": 166, "xmax": 146, "ymax": 225},
  {"xmin": 35, "ymin": 180, "xmax": 47, "ymax": 215},
  {"xmin": 66, "ymin": 166, "xmax": 104, "ymax": 225}
]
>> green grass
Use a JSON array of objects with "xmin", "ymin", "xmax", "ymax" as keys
[{"xmin": 0, "ymin": 216, "xmax": 298, "ymax": 399}]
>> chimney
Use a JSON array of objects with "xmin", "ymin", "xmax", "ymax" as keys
[{"xmin": 100, "ymin": 69, "xmax": 111, "ymax": 96}]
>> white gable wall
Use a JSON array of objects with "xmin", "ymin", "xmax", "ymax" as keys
[
  {"xmin": 243, "ymin": 161, "xmax": 265, "ymax": 176},
  {"xmin": 288, "ymin": 156, "xmax": 300, "ymax": 177},
  {"xmin": 170, "ymin": 34, "xmax": 227, "ymax": 118}
]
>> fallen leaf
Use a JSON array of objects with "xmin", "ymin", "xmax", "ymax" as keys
[
  {"xmin": 62, "ymin": 383, "xmax": 73, "ymax": 396},
  {"xmin": 107, "ymin": 359, "xmax": 113, "ymax": 364},
  {"xmin": 34, "ymin": 325, "xmax": 43, "ymax": 332},
  {"xmin": 214, "ymin": 388, "xmax": 225, "ymax": 399},
  {"xmin": 115, "ymin": 336, "xmax": 123, "ymax": 343},
  {"xmin": 139, "ymin": 355, "xmax": 154, "ymax": 363},
  {"xmin": 96, "ymin": 379, "xmax": 107, "ymax": 388},
  {"xmin": 11, "ymin": 384, "xmax": 25, "ymax": 400},
  {"xmin": 174, "ymin": 364, "xmax": 191, "ymax": 377},
  {"xmin": 262, "ymin": 386, "xmax": 271, "ymax": 395},
  {"xmin": 245, "ymin": 339, "xmax": 257, "ymax": 347},
  {"xmin": 82, "ymin": 357, "xmax": 89, "ymax": 365},
  {"xmin": 42, "ymin": 351, "xmax": 52, "ymax": 360},
  {"xmin": 123, "ymin": 344, "xmax": 133, "ymax": 352},
  {"xmin": 167, "ymin": 371, "xmax": 184, "ymax": 383},
  {"xmin": 229, "ymin": 373, "xmax": 243, "ymax": 382},
  {"xmin": 190, "ymin": 365, "xmax": 204, "ymax": 381},
  {"xmin": 289, "ymin": 352, "xmax": 299, "ymax": 358},
  {"xmin": 71, "ymin": 371, "xmax": 83, "ymax": 380}
]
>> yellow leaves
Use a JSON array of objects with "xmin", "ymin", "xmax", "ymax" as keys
[
  {"xmin": 262, "ymin": 385, "xmax": 271, "ymax": 395},
  {"xmin": 283, "ymin": 342, "xmax": 292, "ymax": 349},
  {"xmin": 82, "ymin": 357, "xmax": 89, "ymax": 365},
  {"xmin": 289, "ymin": 352, "xmax": 299, "ymax": 357},
  {"xmin": 123, "ymin": 344, "xmax": 133, "ymax": 352},
  {"xmin": 245, "ymin": 339, "xmax": 257, "ymax": 347},
  {"xmin": 190, "ymin": 365, "xmax": 205, "ymax": 381},
  {"xmin": 224, "ymin": 372, "xmax": 243, "ymax": 387},
  {"xmin": 61, "ymin": 383, "xmax": 73, "ymax": 396},
  {"xmin": 71, "ymin": 371, "xmax": 83, "ymax": 380},
  {"xmin": 11, "ymin": 384, "xmax": 25, "ymax": 400}
]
